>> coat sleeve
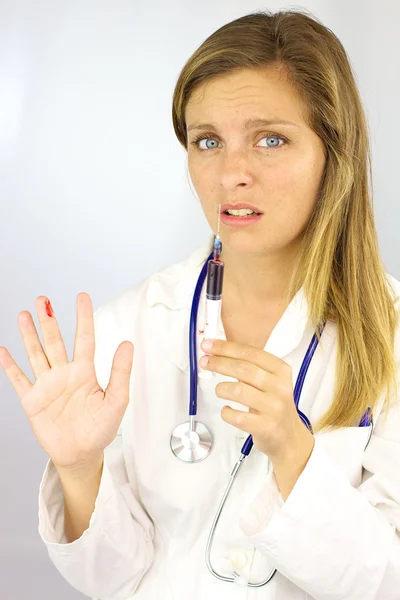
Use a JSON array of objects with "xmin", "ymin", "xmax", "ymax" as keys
[
  {"xmin": 238, "ymin": 386, "xmax": 400, "ymax": 599},
  {"xmin": 37, "ymin": 300, "xmax": 155, "ymax": 599}
]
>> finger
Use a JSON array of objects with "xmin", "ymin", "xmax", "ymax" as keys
[
  {"xmin": 221, "ymin": 405, "xmax": 260, "ymax": 433},
  {"xmin": 105, "ymin": 341, "xmax": 134, "ymax": 406},
  {"xmin": 206, "ymin": 355, "xmax": 270, "ymax": 392},
  {"xmin": 73, "ymin": 293, "xmax": 95, "ymax": 363},
  {"xmin": 205, "ymin": 339, "xmax": 285, "ymax": 374},
  {"xmin": 17, "ymin": 311, "xmax": 51, "ymax": 379},
  {"xmin": 35, "ymin": 296, "xmax": 68, "ymax": 367},
  {"xmin": 0, "ymin": 346, "xmax": 33, "ymax": 400},
  {"xmin": 216, "ymin": 381, "xmax": 265, "ymax": 411}
]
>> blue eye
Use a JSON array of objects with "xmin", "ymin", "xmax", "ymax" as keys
[
  {"xmin": 193, "ymin": 137, "xmax": 219, "ymax": 150},
  {"xmin": 190, "ymin": 133, "xmax": 287, "ymax": 151},
  {"xmin": 260, "ymin": 135, "xmax": 283, "ymax": 148}
]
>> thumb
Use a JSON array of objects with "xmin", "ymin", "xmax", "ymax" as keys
[{"xmin": 106, "ymin": 341, "xmax": 134, "ymax": 405}]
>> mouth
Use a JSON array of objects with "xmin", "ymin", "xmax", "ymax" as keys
[
  {"xmin": 220, "ymin": 203, "xmax": 263, "ymax": 216},
  {"xmin": 222, "ymin": 209, "xmax": 262, "ymax": 217},
  {"xmin": 220, "ymin": 211, "xmax": 264, "ymax": 227}
]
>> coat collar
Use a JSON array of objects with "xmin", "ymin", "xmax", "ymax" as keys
[
  {"xmin": 145, "ymin": 234, "xmax": 214, "ymax": 311},
  {"xmin": 145, "ymin": 234, "xmax": 310, "ymax": 374}
]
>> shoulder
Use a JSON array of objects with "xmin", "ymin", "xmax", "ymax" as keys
[
  {"xmin": 385, "ymin": 272, "xmax": 400, "ymax": 357},
  {"xmin": 385, "ymin": 272, "xmax": 400, "ymax": 304},
  {"xmin": 93, "ymin": 234, "xmax": 213, "ymax": 333}
]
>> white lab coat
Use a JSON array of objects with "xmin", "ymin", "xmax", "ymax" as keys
[{"xmin": 38, "ymin": 234, "xmax": 400, "ymax": 600}]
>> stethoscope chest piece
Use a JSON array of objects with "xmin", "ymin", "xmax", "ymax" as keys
[{"xmin": 170, "ymin": 420, "xmax": 213, "ymax": 462}]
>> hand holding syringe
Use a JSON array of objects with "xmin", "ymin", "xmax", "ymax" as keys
[{"xmin": 198, "ymin": 204, "xmax": 224, "ymax": 379}]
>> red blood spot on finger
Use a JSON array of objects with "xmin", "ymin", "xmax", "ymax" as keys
[{"xmin": 45, "ymin": 299, "xmax": 54, "ymax": 318}]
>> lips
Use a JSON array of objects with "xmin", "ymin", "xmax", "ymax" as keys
[{"xmin": 220, "ymin": 203, "xmax": 263, "ymax": 214}]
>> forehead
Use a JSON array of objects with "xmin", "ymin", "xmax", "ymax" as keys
[{"xmin": 185, "ymin": 67, "xmax": 309, "ymax": 128}]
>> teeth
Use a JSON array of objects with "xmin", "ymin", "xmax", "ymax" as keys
[{"xmin": 226, "ymin": 208, "xmax": 257, "ymax": 216}]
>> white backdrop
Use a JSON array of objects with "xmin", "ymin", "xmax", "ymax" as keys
[{"xmin": 0, "ymin": 1, "xmax": 399, "ymax": 598}]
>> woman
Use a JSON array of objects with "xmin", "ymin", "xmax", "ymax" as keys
[{"xmin": 1, "ymin": 9, "xmax": 399, "ymax": 600}]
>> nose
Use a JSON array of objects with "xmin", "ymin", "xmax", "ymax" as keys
[{"xmin": 219, "ymin": 149, "xmax": 254, "ymax": 190}]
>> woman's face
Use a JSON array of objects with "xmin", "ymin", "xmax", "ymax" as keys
[{"xmin": 185, "ymin": 66, "xmax": 327, "ymax": 256}]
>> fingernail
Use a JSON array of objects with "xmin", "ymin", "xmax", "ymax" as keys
[
  {"xmin": 199, "ymin": 355, "xmax": 209, "ymax": 367},
  {"xmin": 201, "ymin": 339, "xmax": 213, "ymax": 351},
  {"xmin": 44, "ymin": 298, "xmax": 54, "ymax": 318}
]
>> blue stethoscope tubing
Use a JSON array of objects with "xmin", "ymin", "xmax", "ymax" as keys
[
  {"xmin": 188, "ymin": 250, "xmax": 373, "ymax": 587},
  {"xmin": 190, "ymin": 251, "xmax": 373, "ymax": 456}
]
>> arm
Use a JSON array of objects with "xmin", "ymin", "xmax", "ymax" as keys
[
  {"xmin": 239, "ymin": 398, "xmax": 400, "ymax": 600},
  {"xmin": 56, "ymin": 452, "xmax": 104, "ymax": 543},
  {"xmin": 270, "ymin": 425, "xmax": 315, "ymax": 502},
  {"xmin": 38, "ymin": 301, "xmax": 155, "ymax": 599},
  {"xmin": 39, "ymin": 418, "xmax": 155, "ymax": 600}
]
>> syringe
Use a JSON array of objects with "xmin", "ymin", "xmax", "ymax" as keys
[
  {"xmin": 213, "ymin": 204, "xmax": 222, "ymax": 260},
  {"xmin": 198, "ymin": 204, "xmax": 224, "ymax": 379}
]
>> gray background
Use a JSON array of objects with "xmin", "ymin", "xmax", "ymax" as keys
[{"xmin": 0, "ymin": 0, "xmax": 399, "ymax": 598}]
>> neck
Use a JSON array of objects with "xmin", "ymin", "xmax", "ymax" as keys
[{"xmin": 220, "ymin": 239, "xmax": 300, "ymax": 312}]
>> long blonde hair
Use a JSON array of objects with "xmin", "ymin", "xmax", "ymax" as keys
[{"xmin": 171, "ymin": 9, "xmax": 398, "ymax": 433}]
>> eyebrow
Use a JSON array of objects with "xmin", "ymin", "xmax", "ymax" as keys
[{"xmin": 187, "ymin": 118, "xmax": 300, "ymax": 132}]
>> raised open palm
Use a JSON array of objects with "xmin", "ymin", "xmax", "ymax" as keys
[{"xmin": 0, "ymin": 293, "xmax": 134, "ymax": 470}]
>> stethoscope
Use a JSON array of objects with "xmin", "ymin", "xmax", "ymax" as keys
[{"xmin": 170, "ymin": 249, "xmax": 374, "ymax": 587}]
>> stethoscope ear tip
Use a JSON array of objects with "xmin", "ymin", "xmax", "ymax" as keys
[{"xmin": 232, "ymin": 573, "xmax": 248, "ymax": 587}]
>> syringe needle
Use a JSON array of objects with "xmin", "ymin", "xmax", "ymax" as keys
[{"xmin": 213, "ymin": 204, "xmax": 222, "ymax": 260}]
